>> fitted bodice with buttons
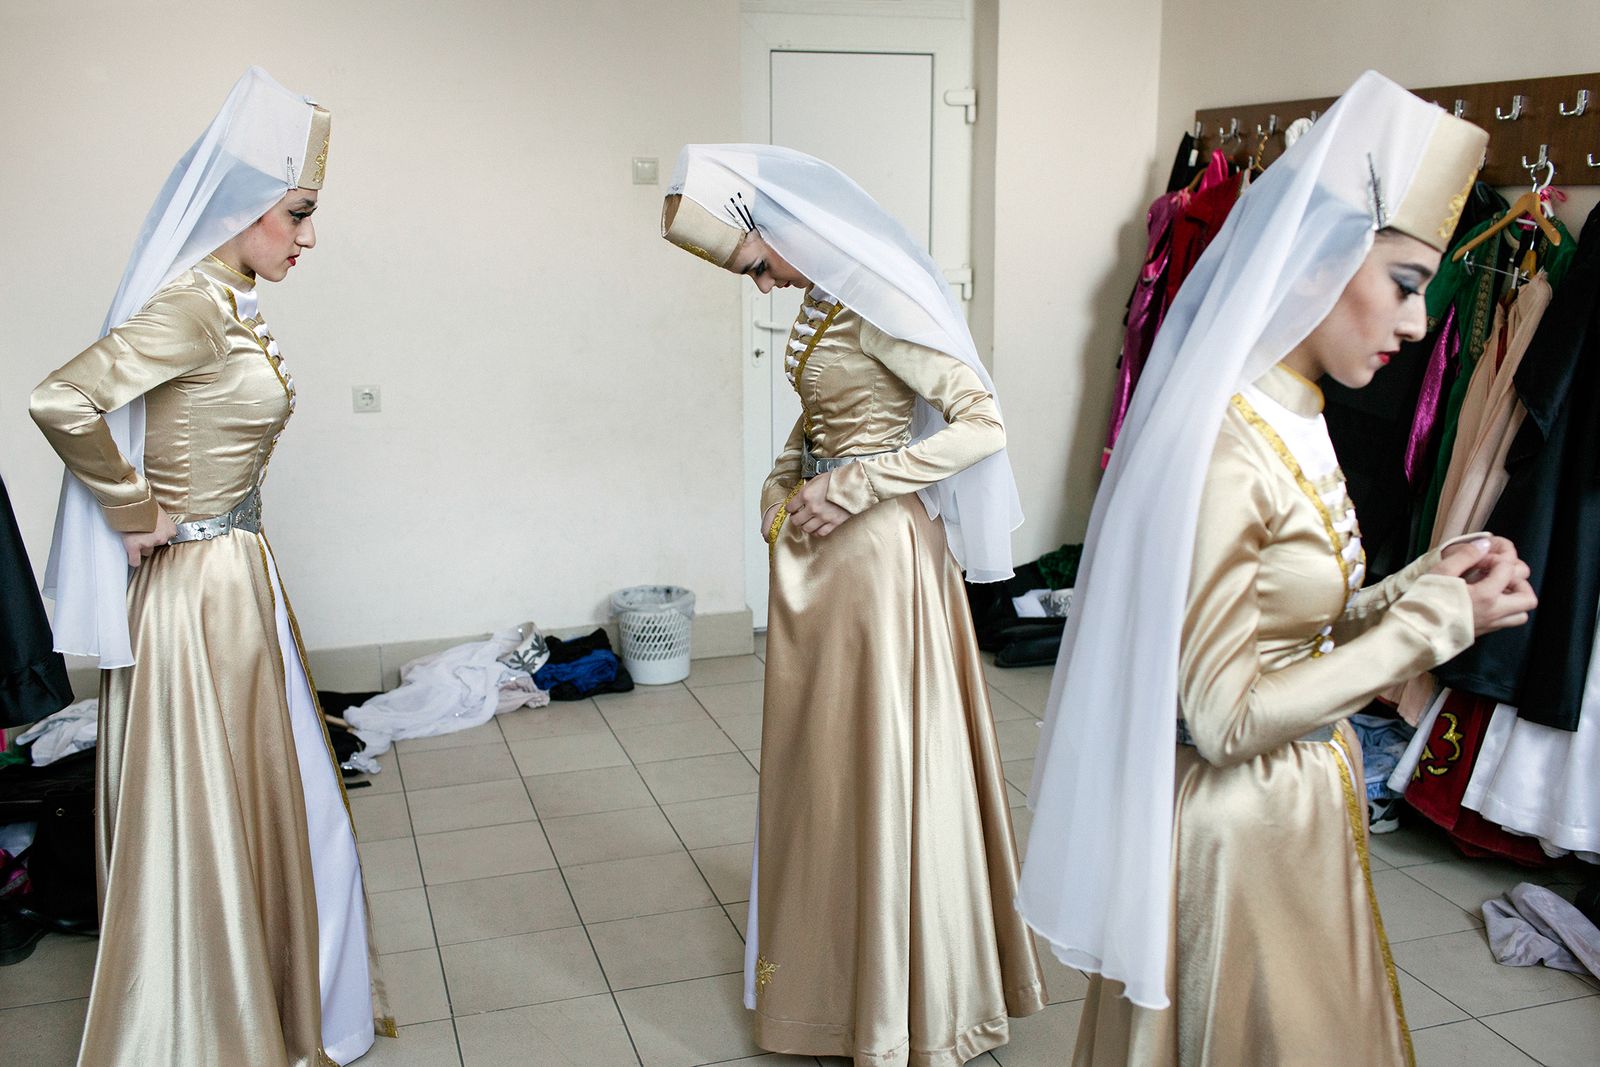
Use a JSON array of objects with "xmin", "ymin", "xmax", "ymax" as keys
[
  {"xmin": 30, "ymin": 259, "xmax": 295, "ymax": 530},
  {"xmin": 760, "ymin": 287, "xmax": 1006, "ymax": 519}
]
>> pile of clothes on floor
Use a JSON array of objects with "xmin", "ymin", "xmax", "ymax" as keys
[
  {"xmin": 965, "ymin": 543, "xmax": 1081, "ymax": 668},
  {"xmin": 340, "ymin": 625, "xmax": 632, "ymax": 773}
]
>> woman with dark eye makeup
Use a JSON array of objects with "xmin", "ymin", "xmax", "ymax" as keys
[
  {"xmin": 30, "ymin": 69, "xmax": 388, "ymax": 1066},
  {"xmin": 1018, "ymin": 72, "xmax": 1537, "ymax": 1066},
  {"xmin": 661, "ymin": 144, "xmax": 1046, "ymax": 1065}
]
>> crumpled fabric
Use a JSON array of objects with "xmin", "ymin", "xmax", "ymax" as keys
[
  {"xmin": 1350, "ymin": 712, "xmax": 1415, "ymax": 801},
  {"xmin": 1483, "ymin": 882, "xmax": 1600, "ymax": 979},
  {"xmin": 344, "ymin": 627, "xmax": 549, "ymax": 773},
  {"xmin": 533, "ymin": 650, "xmax": 618, "ymax": 695},
  {"xmin": 15, "ymin": 699, "xmax": 99, "ymax": 766}
]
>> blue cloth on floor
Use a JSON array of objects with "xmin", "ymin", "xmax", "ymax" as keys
[
  {"xmin": 534, "ymin": 649, "xmax": 618, "ymax": 694},
  {"xmin": 1350, "ymin": 712, "xmax": 1415, "ymax": 801}
]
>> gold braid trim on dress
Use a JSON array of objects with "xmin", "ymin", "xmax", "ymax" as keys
[
  {"xmin": 1331, "ymin": 728, "xmax": 1416, "ymax": 1067},
  {"xmin": 766, "ymin": 482, "xmax": 805, "ymax": 553},
  {"xmin": 768, "ymin": 297, "xmax": 844, "ymax": 553},
  {"xmin": 1231, "ymin": 394, "xmax": 1353, "ymax": 586},
  {"xmin": 1231, "ymin": 393, "xmax": 1367, "ymax": 657}
]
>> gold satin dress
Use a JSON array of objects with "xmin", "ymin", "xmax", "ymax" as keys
[
  {"xmin": 752, "ymin": 290, "xmax": 1047, "ymax": 1065},
  {"xmin": 1072, "ymin": 367, "xmax": 1475, "ymax": 1067},
  {"xmin": 29, "ymin": 260, "xmax": 386, "ymax": 1067}
]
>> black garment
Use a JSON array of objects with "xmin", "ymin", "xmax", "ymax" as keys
[
  {"xmin": 1435, "ymin": 201, "xmax": 1600, "ymax": 730},
  {"xmin": 1323, "ymin": 183, "xmax": 1509, "ymax": 580},
  {"xmin": 1165, "ymin": 132, "xmax": 1204, "ymax": 193},
  {"xmin": 537, "ymin": 629, "xmax": 635, "ymax": 700},
  {"xmin": 0, "ymin": 472, "xmax": 72, "ymax": 729}
]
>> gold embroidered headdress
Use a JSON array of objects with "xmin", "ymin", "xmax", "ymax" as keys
[
  {"xmin": 1385, "ymin": 112, "xmax": 1485, "ymax": 250},
  {"xmin": 300, "ymin": 105, "xmax": 332, "ymax": 189},
  {"xmin": 661, "ymin": 192, "xmax": 746, "ymax": 268}
]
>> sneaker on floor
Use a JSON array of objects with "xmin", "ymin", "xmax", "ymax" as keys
[{"xmin": 1368, "ymin": 795, "xmax": 1402, "ymax": 835}]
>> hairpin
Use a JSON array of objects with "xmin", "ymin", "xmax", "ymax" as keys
[
  {"xmin": 725, "ymin": 191, "xmax": 756, "ymax": 232},
  {"xmin": 1367, "ymin": 153, "xmax": 1389, "ymax": 228}
]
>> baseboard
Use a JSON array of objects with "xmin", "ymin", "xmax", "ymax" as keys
[{"xmin": 63, "ymin": 608, "xmax": 756, "ymax": 699}]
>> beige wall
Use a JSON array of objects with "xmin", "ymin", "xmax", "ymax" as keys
[
  {"xmin": 989, "ymin": 0, "xmax": 1166, "ymax": 561},
  {"xmin": 2, "ymin": 0, "xmax": 745, "ymax": 650},
  {"xmin": 4, "ymin": 1, "xmax": 1595, "ymax": 658}
]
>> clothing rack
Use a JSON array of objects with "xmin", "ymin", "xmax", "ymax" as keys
[{"xmin": 1193, "ymin": 72, "xmax": 1600, "ymax": 186}]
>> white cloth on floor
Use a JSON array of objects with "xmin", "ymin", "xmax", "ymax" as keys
[
  {"xmin": 1483, "ymin": 883, "xmax": 1600, "ymax": 980},
  {"xmin": 15, "ymin": 699, "xmax": 98, "ymax": 766},
  {"xmin": 343, "ymin": 627, "xmax": 549, "ymax": 772}
]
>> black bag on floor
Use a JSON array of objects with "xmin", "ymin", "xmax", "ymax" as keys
[{"xmin": 0, "ymin": 748, "xmax": 98, "ymax": 933}]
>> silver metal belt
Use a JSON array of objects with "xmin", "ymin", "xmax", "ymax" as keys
[
  {"xmin": 1175, "ymin": 719, "xmax": 1336, "ymax": 747},
  {"xmin": 168, "ymin": 488, "xmax": 263, "ymax": 544},
  {"xmin": 801, "ymin": 441, "xmax": 899, "ymax": 479}
]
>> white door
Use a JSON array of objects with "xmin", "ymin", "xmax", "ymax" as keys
[{"xmin": 741, "ymin": 5, "xmax": 975, "ymax": 625}]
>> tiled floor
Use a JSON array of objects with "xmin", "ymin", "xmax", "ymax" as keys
[{"xmin": 3, "ymin": 644, "xmax": 1598, "ymax": 1065}]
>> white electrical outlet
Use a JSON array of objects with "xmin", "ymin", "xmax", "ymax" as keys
[{"xmin": 352, "ymin": 385, "xmax": 382, "ymax": 413}]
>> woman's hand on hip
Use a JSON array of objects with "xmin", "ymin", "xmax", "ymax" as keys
[
  {"xmin": 1433, "ymin": 536, "xmax": 1537, "ymax": 636},
  {"xmin": 122, "ymin": 507, "xmax": 177, "ymax": 567},
  {"xmin": 787, "ymin": 472, "xmax": 852, "ymax": 538}
]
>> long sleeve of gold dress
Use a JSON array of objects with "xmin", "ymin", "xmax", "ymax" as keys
[
  {"xmin": 29, "ymin": 259, "xmax": 388, "ymax": 1067},
  {"xmin": 751, "ymin": 288, "xmax": 1047, "ymax": 1066},
  {"xmin": 1071, "ymin": 365, "xmax": 1475, "ymax": 1067}
]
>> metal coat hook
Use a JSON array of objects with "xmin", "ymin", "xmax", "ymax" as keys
[
  {"xmin": 1588, "ymin": 152, "xmax": 1600, "ymax": 169},
  {"xmin": 1559, "ymin": 89, "xmax": 1590, "ymax": 117},
  {"xmin": 1453, "ymin": 99, "xmax": 1467, "ymax": 119},
  {"xmin": 1254, "ymin": 114, "xmax": 1278, "ymax": 138},
  {"xmin": 1497, "ymin": 94, "xmax": 1527, "ymax": 121},
  {"xmin": 1219, "ymin": 118, "xmax": 1240, "ymax": 142},
  {"xmin": 1308, "ymin": 110, "xmax": 1320, "ymax": 123},
  {"xmin": 1193, "ymin": 120, "xmax": 1203, "ymax": 140}
]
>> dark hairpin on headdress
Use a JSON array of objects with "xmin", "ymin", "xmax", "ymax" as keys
[
  {"xmin": 725, "ymin": 192, "xmax": 756, "ymax": 232},
  {"xmin": 1367, "ymin": 153, "xmax": 1389, "ymax": 228}
]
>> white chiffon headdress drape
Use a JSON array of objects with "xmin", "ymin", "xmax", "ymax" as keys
[
  {"xmin": 1017, "ymin": 71, "xmax": 1445, "ymax": 1009},
  {"xmin": 42, "ymin": 66, "xmax": 323, "ymax": 667},
  {"xmin": 669, "ymin": 143, "xmax": 1024, "ymax": 583}
]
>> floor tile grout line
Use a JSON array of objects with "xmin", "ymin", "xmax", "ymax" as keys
[
  {"xmin": 556, "ymin": 677, "xmax": 765, "ymax": 1056},
  {"xmin": 1395, "ymin": 960, "xmax": 1478, "ymax": 1024},
  {"xmin": 685, "ymin": 679, "xmax": 765, "ymax": 783},
  {"xmin": 601, "ymin": 682, "xmax": 758, "ymax": 949},
  {"xmin": 501, "ymin": 706, "xmax": 648, "ymax": 1067},
  {"xmin": 388, "ymin": 744, "xmax": 476, "ymax": 1064}
]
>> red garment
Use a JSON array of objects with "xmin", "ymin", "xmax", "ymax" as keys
[
  {"xmin": 1162, "ymin": 154, "xmax": 1240, "ymax": 321},
  {"xmin": 1405, "ymin": 691, "xmax": 1550, "ymax": 864},
  {"xmin": 1102, "ymin": 189, "xmax": 1188, "ymax": 467}
]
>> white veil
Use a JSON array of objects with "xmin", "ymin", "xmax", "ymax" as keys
[
  {"xmin": 1017, "ymin": 72, "xmax": 1448, "ymax": 1009},
  {"xmin": 42, "ymin": 66, "xmax": 322, "ymax": 667},
  {"xmin": 669, "ymin": 144, "xmax": 1024, "ymax": 582}
]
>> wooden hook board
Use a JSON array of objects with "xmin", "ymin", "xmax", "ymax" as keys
[{"xmin": 1193, "ymin": 72, "xmax": 1600, "ymax": 186}]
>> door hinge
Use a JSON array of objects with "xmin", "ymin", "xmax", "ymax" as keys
[
  {"xmin": 943, "ymin": 266, "xmax": 974, "ymax": 301},
  {"xmin": 944, "ymin": 88, "xmax": 977, "ymax": 124}
]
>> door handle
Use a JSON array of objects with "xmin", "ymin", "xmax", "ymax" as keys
[{"xmin": 754, "ymin": 320, "xmax": 788, "ymax": 331}]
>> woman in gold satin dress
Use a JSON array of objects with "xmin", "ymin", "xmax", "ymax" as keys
[
  {"xmin": 1018, "ymin": 74, "xmax": 1536, "ymax": 1067},
  {"xmin": 29, "ymin": 70, "xmax": 385, "ymax": 1066},
  {"xmin": 662, "ymin": 145, "xmax": 1046, "ymax": 1065}
]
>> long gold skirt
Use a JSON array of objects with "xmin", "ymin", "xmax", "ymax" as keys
[
  {"xmin": 753, "ymin": 494, "xmax": 1047, "ymax": 1066},
  {"xmin": 79, "ymin": 534, "xmax": 374, "ymax": 1067},
  {"xmin": 1074, "ymin": 725, "xmax": 1412, "ymax": 1066}
]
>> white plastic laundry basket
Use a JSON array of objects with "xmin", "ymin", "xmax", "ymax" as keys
[{"xmin": 611, "ymin": 586, "xmax": 696, "ymax": 685}]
